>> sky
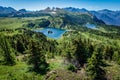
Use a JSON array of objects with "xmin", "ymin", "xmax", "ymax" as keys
[{"xmin": 0, "ymin": 0, "xmax": 120, "ymax": 11}]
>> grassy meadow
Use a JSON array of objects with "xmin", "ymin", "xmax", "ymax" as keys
[{"xmin": 0, "ymin": 16, "xmax": 120, "ymax": 80}]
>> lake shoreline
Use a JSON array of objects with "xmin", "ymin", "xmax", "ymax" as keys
[{"xmin": 34, "ymin": 27, "xmax": 67, "ymax": 39}]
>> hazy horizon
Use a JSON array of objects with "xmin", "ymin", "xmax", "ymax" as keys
[{"xmin": 0, "ymin": 0, "xmax": 120, "ymax": 11}]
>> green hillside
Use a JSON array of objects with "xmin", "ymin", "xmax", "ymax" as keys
[{"xmin": 0, "ymin": 11, "xmax": 120, "ymax": 80}]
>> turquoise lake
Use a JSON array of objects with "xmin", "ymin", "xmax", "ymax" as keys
[
  {"xmin": 85, "ymin": 23, "xmax": 96, "ymax": 29},
  {"xmin": 34, "ymin": 27, "xmax": 66, "ymax": 39}
]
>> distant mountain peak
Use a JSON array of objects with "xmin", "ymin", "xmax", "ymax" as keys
[
  {"xmin": 0, "ymin": 6, "xmax": 16, "ymax": 13},
  {"xmin": 98, "ymin": 9, "xmax": 114, "ymax": 13},
  {"xmin": 19, "ymin": 9, "xmax": 27, "ymax": 13},
  {"xmin": 63, "ymin": 7, "xmax": 88, "ymax": 13}
]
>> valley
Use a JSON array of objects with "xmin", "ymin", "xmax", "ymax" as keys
[{"xmin": 0, "ymin": 6, "xmax": 120, "ymax": 80}]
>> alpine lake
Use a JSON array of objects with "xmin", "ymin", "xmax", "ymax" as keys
[{"xmin": 34, "ymin": 27, "xmax": 67, "ymax": 39}]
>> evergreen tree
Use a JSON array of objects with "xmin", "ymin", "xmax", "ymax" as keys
[
  {"xmin": 103, "ymin": 46, "xmax": 114, "ymax": 60},
  {"xmin": 66, "ymin": 52, "xmax": 72, "ymax": 62},
  {"xmin": 28, "ymin": 40, "xmax": 49, "ymax": 74},
  {"xmin": 0, "ymin": 34, "xmax": 16, "ymax": 65},
  {"xmin": 73, "ymin": 39, "xmax": 88, "ymax": 66},
  {"xmin": 86, "ymin": 47, "xmax": 106, "ymax": 80},
  {"xmin": 112, "ymin": 51, "xmax": 120, "ymax": 64}
]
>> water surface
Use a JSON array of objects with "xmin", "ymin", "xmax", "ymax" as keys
[
  {"xmin": 35, "ymin": 27, "xmax": 66, "ymax": 39},
  {"xmin": 85, "ymin": 23, "xmax": 96, "ymax": 29}
]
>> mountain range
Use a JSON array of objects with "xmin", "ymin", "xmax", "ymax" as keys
[
  {"xmin": 63, "ymin": 7, "xmax": 120, "ymax": 26},
  {"xmin": 0, "ymin": 6, "xmax": 120, "ymax": 26}
]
